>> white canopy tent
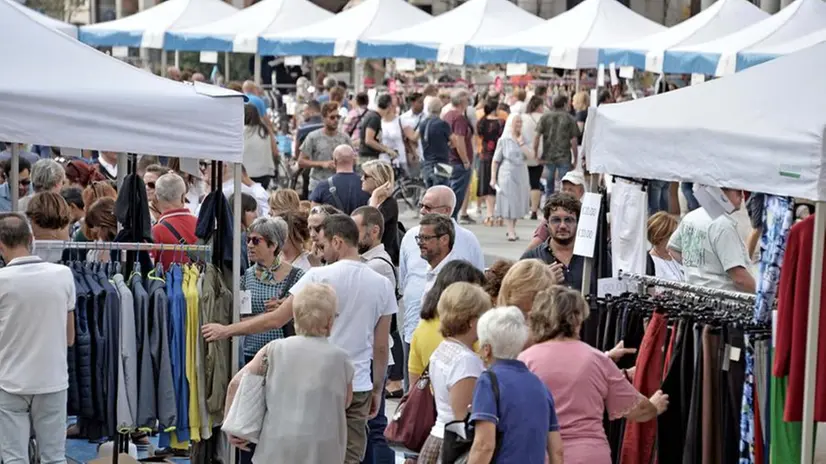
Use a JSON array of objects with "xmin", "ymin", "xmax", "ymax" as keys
[
  {"xmin": 356, "ymin": 0, "xmax": 543, "ymax": 65},
  {"xmin": 164, "ymin": 0, "xmax": 333, "ymax": 53},
  {"xmin": 585, "ymin": 40, "xmax": 826, "ymax": 464},
  {"xmin": 258, "ymin": 0, "xmax": 432, "ymax": 57},
  {"xmin": 664, "ymin": 0, "xmax": 826, "ymax": 75},
  {"xmin": 468, "ymin": 0, "xmax": 665, "ymax": 67},
  {"xmin": 585, "ymin": 40, "xmax": 826, "ymax": 201},
  {"xmin": 738, "ymin": 27, "xmax": 826, "ymax": 70},
  {"xmin": 0, "ymin": 0, "xmax": 244, "ymax": 162},
  {"xmin": 78, "ymin": 0, "xmax": 238, "ymax": 48},
  {"xmin": 8, "ymin": 0, "xmax": 78, "ymax": 39},
  {"xmin": 599, "ymin": 0, "xmax": 767, "ymax": 73}
]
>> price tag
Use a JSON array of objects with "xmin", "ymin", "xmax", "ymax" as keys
[
  {"xmin": 729, "ymin": 346, "xmax": 742, "ymax": 362},
  {"xmin": 284, "ymin": 55, "xmax": 303, "ymax": 66},
  {"xmin": 573, "ymin": 192, "xmax": 602, "ymax": 258},
  {"xmin": 619, "ymin": 66, "xmax": 634, "ymax": 79},
  {"xmin": 506, "ymin": 63, "xmax": 528, "ymax": 76},
  {"xmin": 597, "ymin": 63, "xmax": 605, "ymax": 87},
  {"xmin": 597, "ymin": 278, "xmax": 627, "ymax": 297},
  {"xmin": 200, "ymin": 51, "xmax": 218, "ymax": 64},
  {"xmin": 609, "ymin": 63, "xmax": 618, "ymax": 86},
  {"xmin": 240, "ymin": 290, "xmax": 252, "ymax": 315}
]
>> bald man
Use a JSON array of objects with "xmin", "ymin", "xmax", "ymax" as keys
[
  {"xmin": 166, "ymin": 66, "xmax": 181, "ymax": 81},
  {"xmin": 397, "ymin": 185, "xmax": 485, "ymax": 390},
  {"xmin": 191, "ymin": 73, "xmax": 206, "ymax": 83},
  {"xmin": 242, "ymin": 80, "xmax": 268, "ymax": 117},
  {"xmin": 307, "ymin": 144, "xmax": 369, "ymax": 215}
]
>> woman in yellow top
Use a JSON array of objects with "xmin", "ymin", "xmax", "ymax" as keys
[{"xmin": 408, "ymin": 260, "xmax": 487, "ymax": 385}]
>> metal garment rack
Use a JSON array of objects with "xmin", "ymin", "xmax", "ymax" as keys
[
  {"xmin": 34, "ymin": 240, "xmax": 213, "ymax": 253},
  {"xmin": 619, "ymin": 271, "xmax": 757, "ymax": 304}
]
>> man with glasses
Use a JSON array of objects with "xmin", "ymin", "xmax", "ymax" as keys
[
  {"xmin": 521, "ymin": 193, "xmax": 590, "ymax": 289},
  {"xmin": 0, "ymin": 157, "xmax": 31, "ymax": 212},
  {"xmin": 398, "ymin": 186, "xmax": 484, "ymax": 389},
  {"xmin": 298, "ymin": 102, "xmax": 352, "ymax": 195}
]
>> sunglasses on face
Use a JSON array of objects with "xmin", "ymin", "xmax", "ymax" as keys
[
  {"xmin": 419, "ymin": 203, "xmax": 445, "ymax": 212},
  {"xmin": 309, "ymin": 225, "xmax": 322, "ymax": 234},
  {"xmin": 19, "ymin": 179, "xmax": 31, "ymax": 186},
  {"xmin": 549, "ymin": 216, "xmax": 578, "ymax": 226},
  {"xmin": 247, "ymin": 236, "xmax": 269, "ymax": 246},
  {"xmin": 145, "ymin": 182, "xmax": 156, "ymax": 189},
  {"xmin": 328, "ymin": 115, "xmax": 340, "ymax": 120},
  {"xmin": 362, "ymin": 174, "xmax": 373, "ymax": 180}
]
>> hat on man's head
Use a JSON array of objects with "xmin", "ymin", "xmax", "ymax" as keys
[{"xmin": 561, "ymin": 171, "xmax": 585, "ymax": 186}]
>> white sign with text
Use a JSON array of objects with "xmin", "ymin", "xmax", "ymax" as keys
[
  {"xmin": 573, "ymin": 192, "xmax": 602, "ymax": 258},
  {"xmin": 597, "ymin": 278, "xmax": 628, "ymax": 297}
]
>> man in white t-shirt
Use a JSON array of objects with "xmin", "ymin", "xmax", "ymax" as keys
[
  {"xmin": 0, "ymin": 212, "xmax": 75, "ymax": 463},
  {"xmin": 202, "ymin": 214, "xmax": 395, "ymax": 464},
  {"xmin": 668, "ymin": 188, "xmax": 755, "ymax": 293}
]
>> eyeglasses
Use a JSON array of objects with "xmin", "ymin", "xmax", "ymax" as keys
[
  {"xmin": 247, "ymin": 236, "xmax": 269, "ymax": 246},
  {"xmin": 362, "ymin": 174, "xmax": 372, "ymax": 180},
  {"xmin": 419, "ymin": 203, "xmax": 446, "ymax": 212},
  {"xmin": 19, "ymin": 179, "xmax": 31, "ymax": 186},
  {"xmin": 549, "ymin": 216, "xmax": 578, "ymax": 226},
  {"xmin": 309, "ymin": 225, "xmax": 322, "ymax": 233},
  {"xmin": 328, "ymin": 115, "xmax": 340, "ymax": 120},
  {"xmin": 414, "ymin": 233, "xmax": 445, "ymax": 244},
  {"xmin": 145, "ymin": 182, "xmax": 156, "ymax": 189}
]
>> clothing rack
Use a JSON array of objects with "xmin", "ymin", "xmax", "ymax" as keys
[
  {"xmin": 34, "ymin": 240, "xmax": 213, "ymax": 252},
  {"xmin": 618, "ymin": 271, "xmax": 757, "ymax": 304}
]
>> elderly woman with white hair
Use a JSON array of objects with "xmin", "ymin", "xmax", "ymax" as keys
[
  {"xmin": 18, "ymin": 158, "xmax": 66, "ymax": 211},
  {"xmin": 225, "ymin": 283, "xmax": 354, "ymax": 464},
  {"xmin": 202, "ymin": 216, "xmax": 304, "ymax": 359},
  {"xmin": 467, "ymin": 306, "xmax": 564, "ymax": 464}
]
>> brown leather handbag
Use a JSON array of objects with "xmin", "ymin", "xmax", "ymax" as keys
[{"xmin": 384, "ymin": 366, "xmax": 437, "ymax": 452}]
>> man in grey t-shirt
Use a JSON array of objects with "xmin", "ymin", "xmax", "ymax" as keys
[{"xmin": 298, "ymin": 102, "xmax": 353, "ymax": 191}]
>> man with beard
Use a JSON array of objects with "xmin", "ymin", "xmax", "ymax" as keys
[
  {"xmin": 418, "ymin": 213, "xmax": 457, "ymax": 297},
  {"xmin": 520, "ymin": 193, "xmax": 591, "ymax": 289},
  {"xmin": 351, "ymin": 205, "xmax": 400, "ymax": 463}
]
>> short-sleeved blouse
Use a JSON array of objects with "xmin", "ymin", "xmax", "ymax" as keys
[
  {"xmin": 429, "ymin": 339, "xmax": 485, "ymax": 439},
  {"xmin": 241, "ymin": 265, "xmax": 304, "ymax": 357},
  {"xmin": 518, "ymin": 340, "xmax": 644, "ymax": 464}
]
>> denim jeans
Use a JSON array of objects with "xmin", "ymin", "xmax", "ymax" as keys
[
  {"xmin": 545, "ymin": 162, "xmax": 572, "ymax": 196},
  {"xmin": 362, "ymin": 380, "xmax": 394, "ymax": 464},
  {"xmin": 682, "ymin": 182, "xmax": 700, "ymax": 212},
  {"xmin": 421, "ymin": 162, "xmax": 449, "ymax": 188},
  {"xmin": 647, "ymin": 180, "xmax": 671, "ymax": 215},
  {"xmin": 0, "ymin": 388, "xmax": 67, "ymax": 464},
  {"xmin": 449, "ymin": 163, "xmax": 472, "ymax": 219}
]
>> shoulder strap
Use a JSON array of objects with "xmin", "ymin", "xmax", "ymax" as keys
[
  {"xmin": 369, "ymin": 255, "xmax": 401, "ymax": 300},
  {"xmin": 327, "ymin": 176, "xmax": 346, "ymax": 212},
  {"xmin": 349, "ymin": 109, "xmax": 367, "ymax": 137},
  {"xmin": 160, "ymin": 220, "xmax": 187, "ymax": 245},
  {"xmin": 487, "ymin": 369, "xmax": 502, "ymax": 459}
]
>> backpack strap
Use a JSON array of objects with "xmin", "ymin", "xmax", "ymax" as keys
[{"xmin": 369, "ymin": 255, "xmax": 401, "ymax": 300}]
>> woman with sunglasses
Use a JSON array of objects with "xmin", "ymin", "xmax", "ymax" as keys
[
  {"xmin": 243, "ymin": 103, "xmax": 279, "ymax": 190},
  {"xmin": 361, "ymin": 160, "xmax": 399, "ymax": 265}
]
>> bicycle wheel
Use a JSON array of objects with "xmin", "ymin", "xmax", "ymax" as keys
[{"xmin": 395, "ymin": 180, "xmax": 426, "ymax": 216}]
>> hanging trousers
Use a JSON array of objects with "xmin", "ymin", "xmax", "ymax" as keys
[
  {"xmin": 658, "ymin": 320, "xmax": 691, "ymax": 464},
  {"xmin": 621, "ymin": 312, "xmax": 667, "ymax": 464},
  {"xmin": 701, "ymin": 326, "xmax": 723, "ymax": 464},
  {"xmin": 722, "ymin": 326, "xmax": 746, "ymax": 464},
  {"xmin": 682, "ymin": 323, "xmax": 705, "ymax": 464}
]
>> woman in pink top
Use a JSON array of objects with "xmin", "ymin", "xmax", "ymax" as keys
[{"xmin": 518, "ymin": 287, "xmax": 669, "ymax": 464}]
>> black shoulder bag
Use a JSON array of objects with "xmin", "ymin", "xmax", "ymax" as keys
[{"xmin": 442, "ymin": 370, "xmax": 502, "ymax": 464}]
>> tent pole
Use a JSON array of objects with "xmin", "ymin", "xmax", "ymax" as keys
[
  {"xmin": 10, "ymin": 144, "xmax": 19, "ymax": 212},
  {"xmin": 575, "ymin": 70, "xmax": 580, "ymax": 93},
  {"xmin": 161, "ymin": 50, "xmax": 168, "ymax": 77},
  {"xmin": 225, "ymin": 52, "xmax": 231, "ymax": 81},
  {"xmin": 174, "ymin": 50, "xmax": 180, "ymax": 69},
  {"xmin": 116, "ymin": 152, "xmax": 128, "ymax": 191},
  {"xmin": 254, "ymin": 55, "xmax": 262, "ymax": 86},
  {"xmin": 227, "ymin": 162, "xmax": 242, "ymax": 464},
  {"xmin": 801, "ymin": 201, "xmax": 825, "ymax": 464}
]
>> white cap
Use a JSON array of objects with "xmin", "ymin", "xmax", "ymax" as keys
[{"xmin": 561, "ymin": 171, "xmax": 585, "ymax": 186}]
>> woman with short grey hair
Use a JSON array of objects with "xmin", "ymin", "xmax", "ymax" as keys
[
  {"xmin": 467, "ymin": 306, "xmax": 564, "ymax": 464},
  {"xmin": 225, "ymin": 283, "xmax": 354, "ymax": 464},
  {"xmin": 18, "ymin": 159, "xmax": 66, "ymax": 211}
]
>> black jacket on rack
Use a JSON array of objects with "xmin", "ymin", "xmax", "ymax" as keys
[{"xmin": 115, "ymin": 173, "xmax": 154, "ymax": 275}]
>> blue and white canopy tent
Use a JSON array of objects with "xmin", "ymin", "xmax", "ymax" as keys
[
  {"xmin": 258, "ymin": 0, "xmax": 432, "ymax": 57},
  {"xmin": 467, "ymin": 0, "xmax": 664, "ymax": 68},
  {"xmin": 164, "ymin": 0, "xmax": 333, "ymax": 54},
  {"xmin": 8, "ymin": 0, "xmax": 78, "ymax": 39},
  {"xmin": 357, "ymin": 0, "xmax": 542, "ymax": 65},
  {"xmin": 662, "ymin": 0, "xmax": 826, "ymax": 75},
  {"xmin": 78, "ymin": 0, "xmax": 237, "ymax": 49},
  {"xmin": 598, "ymin": 0, "xmax": 767, "ymax": 73},
  {"xmin": 736, "ymin": 27, "xmax": 826, "ymax": 70}
]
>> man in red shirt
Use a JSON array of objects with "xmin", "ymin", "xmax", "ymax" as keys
[
  {"xmin": 442, "ymin": 89, "xmax": 473, "ymax": 220},
  {"xmin": 151, "ymin": 172, "xmax": 198, "ymax": 268}
]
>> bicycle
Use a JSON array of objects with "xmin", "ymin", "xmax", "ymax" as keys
[{"xmin": 392, "ymin": 166, "xmax": 426, "ymax": 217}]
